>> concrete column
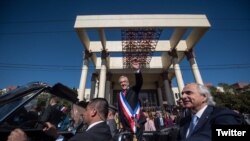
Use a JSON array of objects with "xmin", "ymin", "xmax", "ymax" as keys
[
  {"xmin": 110, "ymin": 82, "xmax": 114, "ymax": 105},
  {"xmin": 170, "ymin": 50, "xmax": 185, "ymax": 94},
  {"xmin": 98, "ymin": 50, "xmax": 108, "ymax": 98},
  {"xmin": 94, "ymin": 79, "xmax": 99, "ymax": 98},
  {"xmin": 78, "ymin": 50, "xmax": 92, "ymax": 101},
  {"xmin": 155, "ymin": 82, "xmax": 164, "ymax": 109},
  {"xmin": 186, "ymin": 49, "xmax": 204, "ymax": 84},
  {"xmin": 163, "ymin": 73, "xmax": 174, "ymax": 106},
  {"xmin": 90, "ymin": 73, "xmax": 97, "ymax": 100},
  {"xmin": 173, "ymin": 57, "xmax": 185, "ymax": 94},
  {"xmin": 169, "ymin": 80, "xmax": 177, "ymax": 106},
  {"xmin": 105, "ymin": 73, "xmax": 112, "ymax": 102}
]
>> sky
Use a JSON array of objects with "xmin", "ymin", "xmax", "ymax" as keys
[{"xmin": 0, "ymin": 0, "xmax": 250, "ymax": 89}]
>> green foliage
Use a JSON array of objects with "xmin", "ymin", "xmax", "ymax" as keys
[
  {"xmin": 209, "ymin": 86, "xmax": 217, "ymax": 94},
  {"xmin": 212, "ymin": 91, "xmax": 250, "ymax": 113}
]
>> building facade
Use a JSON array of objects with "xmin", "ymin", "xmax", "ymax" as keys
[{"xmin": 74, "ymin": 14, "xmax": 210, "ymax": 108}]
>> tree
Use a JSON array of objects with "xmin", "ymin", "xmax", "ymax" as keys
[
  {"xmin": 218, "ymin": 83, "xmax": 235, "ymax": 94},
  {"xmin": 211, "ymin": 84, "xmax": 250, "ymax": 113}
]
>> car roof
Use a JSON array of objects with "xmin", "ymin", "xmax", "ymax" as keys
[{"xmin": 0, "ymin": 82, "xmax": 79, "ymax": 106}]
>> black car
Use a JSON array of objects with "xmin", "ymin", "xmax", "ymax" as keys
[
  {"xmin": 0, "ymin": 82, "xmax": 79, "ymax": 141},
  {"xmin": 0, "ymin": 82, "xmax": 180, "ymax": 141}
]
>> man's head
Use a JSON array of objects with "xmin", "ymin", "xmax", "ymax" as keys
[
  {"xmin": 181, "ymin": 83, "xmax": 216, "ymax": 113},
  {"xmin": 82, "ymin": 98, "xmax": 109, "ymax": 125},
  {"xmin": 119, "ymin": 75, "xmax": 129, "ymax": 90},
  {"xmin": 49, "ymin": 96, "xmax": 59, "ymax": 105},
  {"xmin": 108, "ymin": 104, "xmax": 117, "ymax": 119},
  {"xmin": 71, "ymin": 101, "xmax": 88, "ymax": 125}
]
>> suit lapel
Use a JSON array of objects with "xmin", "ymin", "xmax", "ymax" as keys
[
  {"xmin": 126, "ymin": 88, "xmax": 134, "ymax": 106},
  {"xmin": 192, "ymin": 106, "xmax": 213, "ymax": 134}
]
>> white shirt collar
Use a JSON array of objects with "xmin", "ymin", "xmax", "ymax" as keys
[
  {"xmin": 195, "ymin": 105, "xmax": 208, "ymax": 119},
  {"xmin": 86, "ymin": 121, "xmax": 104, "ymax": 131}
]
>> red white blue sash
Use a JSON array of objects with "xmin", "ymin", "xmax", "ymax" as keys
[{"xmin": 118, "ymin": 91, "xmax": 141, "ymax": 133}]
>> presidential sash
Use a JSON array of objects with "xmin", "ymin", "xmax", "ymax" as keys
[{"xmin": 118, "ymin": 91, "xmax": 141, "ymax": 133}]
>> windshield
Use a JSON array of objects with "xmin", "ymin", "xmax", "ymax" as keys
[
  {"xmin": 0, "ymin": 91, "xmax": 37, "ymax": 122},
  {"xmin": 0, "ymin": 90, "xmax": 74, "ymax": 131}
]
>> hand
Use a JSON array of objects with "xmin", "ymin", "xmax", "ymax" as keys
[
  {"xmin": 131, "ymin": 58, "xmax": 140, "ymax": 71},
  {"xmin": 7, "ymin": 128, "xmax": 29, "ymax": 141},
  {"xmin": 43, "ymin": 122, "xmax": 59, "ymax": 139}
]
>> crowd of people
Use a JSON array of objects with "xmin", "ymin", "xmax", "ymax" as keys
[{"xmin": 6, "ymin": 60, "xmax": 246, "ymax": 141}]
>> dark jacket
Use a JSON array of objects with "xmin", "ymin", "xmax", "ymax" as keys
[
  {"xmin": 68, "ymin": 121, "xmax": 112, "ymax": 141},
  {"xmin": 40, "ymin": 104, "xmax": 63, "ymax": 126},
  {"xmin": 178, "ymin": 105, "xmax": 242, "ymax": 141}
]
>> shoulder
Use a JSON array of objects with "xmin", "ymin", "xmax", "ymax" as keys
[
  {"xmin": 209, "ymin": 106, "xmax": 242, "ymax": 125},
  {"xmin": 98, "ymin": 121, "xmax": 110, "ymax": 127},
  {"xmin": 210, "ymin": 106, "xmax": 236, "ymax": 116},
  {"xmin": 70, "ymin": 131, "xmax": 94, "ymax": 141},
  {"xmin": 89, "ymin": 122, "xmax": 111, "ymax": 132}
]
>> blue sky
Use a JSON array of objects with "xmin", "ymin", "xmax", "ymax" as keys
[{"xmin": 0, "ymin": 0, "xmax": 250, "ymax": 89}]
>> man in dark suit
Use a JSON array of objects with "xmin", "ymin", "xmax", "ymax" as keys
[
  {"xmin": 40, "ymin": 96, "xmax": 64, "ymax": 127},
  {"xmin": 66, "ymin": 98, "xmax": 112, "ymax": 141},
  {"xmin": 7, "ymin": 98, "xmax": 112, "ymax": 141},
  {"xmin": 177, "ymin": 83, "xmax": 243, "ymax": 141},
  {"xmin": 117, "ymin": 59, "xmax": 146, "ymax": 141}
]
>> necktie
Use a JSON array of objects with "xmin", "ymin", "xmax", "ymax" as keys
[
  {"xmin": 187, "ymin": 115, "xmax": 198, "ymax": 137},
  {"xmin": 123, "ymin": 89, "xmax": 127, "ymax": 96}
]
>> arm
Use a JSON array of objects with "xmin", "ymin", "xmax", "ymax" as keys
[
  {"xmin": 131, "ymin": 59, "xmax": 143, "ymax": 92},
  {"xmin": 134, "ymin": 72, "xmax": 143, "ymax": 93}
]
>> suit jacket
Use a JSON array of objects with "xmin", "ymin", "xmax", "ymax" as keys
[
  {"xmin": 40, "ymin": 104, "xmax": 63, "ymax": 126},
  {"xmin": 68, "ymin": 121, "xmax": 112, "ymax": 141},
  {"xmin": 178, "ymin": 105, "xmax": 242, "ymax": 141},
  {"xmin": 117, "ymin": 72, "xmax": 146, "ymax": 139}
]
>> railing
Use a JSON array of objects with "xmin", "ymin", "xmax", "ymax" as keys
[{"xmin": 116, "ymin": 126, "xmax": 179, "ymax": 141}]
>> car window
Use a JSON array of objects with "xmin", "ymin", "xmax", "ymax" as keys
[
  {"xmin": 0, "ymin": 91, "xmax": 73, "ymax": 131},
  {"xmin": 0, "ymin": 92, "xmax": 36, "ymax": 123}
]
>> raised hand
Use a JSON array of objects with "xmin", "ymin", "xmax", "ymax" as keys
[{"xmin": 131, "ymin": 58, "xmax": 140, "ymax": 71}]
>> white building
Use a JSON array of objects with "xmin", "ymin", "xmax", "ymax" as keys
[{"xmin": 74, "ymin": 14, "xmax": 210, "ymax": 107}]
